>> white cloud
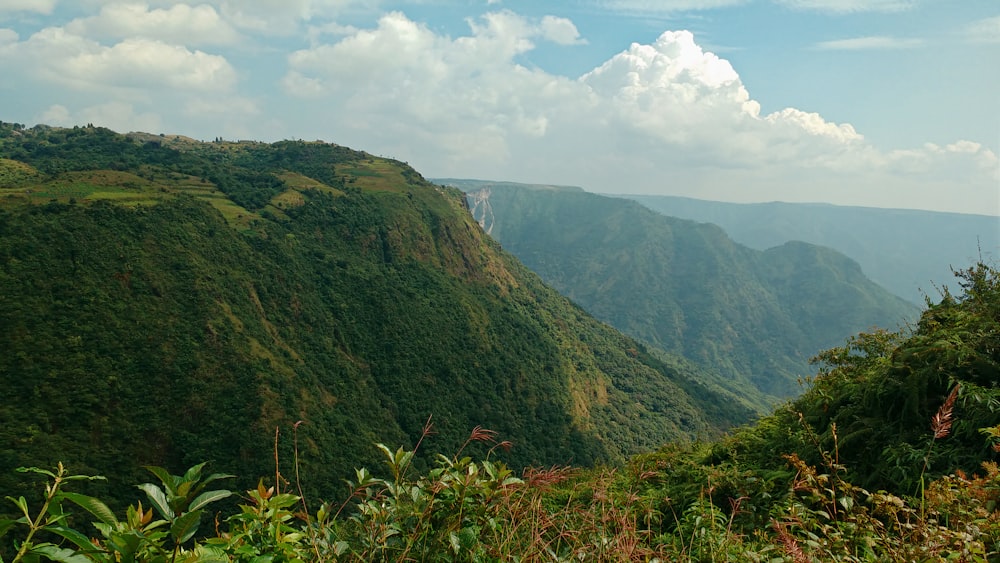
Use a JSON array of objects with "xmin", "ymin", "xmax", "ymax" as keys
[
  {"xmin": 38, "ymin": 104, "xmax": 71, "ymax": 124},
  {"xmin": 10, "ymin": 28, "xmax": 236, "ymax": 92},
  {"xmin": 0, "ymin": 28, "xmax": 18, "ymax": 44},
  {"xmin": 0, "ymin": 20, "xmax": 252, "ymax": 138},
  {"xmin": 281, "ymin": 14, "xmax": 998, "ymax": 215},
  {"xmin": 772, "ymin": 0, "xmax": 915, "ymax": 13},
  {"xmin": 39, "ymin": 101, "xmax": 163, "ymax": 133},
  {"xmin": 965, "ymin": 16, "xmax": 1000, "ymax": 44},
  {"xmin": 212, "ymin": 0, "xmax": 358, "ymax": 34},
  {"xmin": 5, "ymin": 5, "xmax": 994, "ymax": 215},
  {"xmin": 70, "ymin": 37, "xmax": 235, "ymax": 92},
  {"xmin": 592, "ymin": 0, "xmax": 746, "ymax": 14},
  {"xmin": 813, "ymin": 36, "xmax": 923, "ymax": 50},
  {"xmin": 68, "ymin": 0, "xmax": 366, "ymax": 35},
  {"xmin": 65, "ymin": 2, "xmax": 243, "ymax": 46},
  {"xmin": 540, "ymin": 16, "xmax": 586, "ymax": 46},
  {"xmin": 0, "ymin": 0, "xmax": 55, "ymax": 15}
]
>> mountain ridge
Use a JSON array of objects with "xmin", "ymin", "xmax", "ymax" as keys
[
  {"xmin": 619, "ymin": 193, "xmax": 999, "ymax": 304},
  {"xmin": 0, "ymin": 123, "xmax": 755, "ymax": 505},
  {"xmin": 441, "ymin": 179, "xmax": 918, "ymax": 400}
]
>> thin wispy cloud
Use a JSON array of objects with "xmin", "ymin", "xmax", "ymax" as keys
[
  {"xmin": 594, "ymin": 0, "xmax": 914, "ymax": 15},
  {"xmin": 0, "ymin": 0, "xmax": 55, "ymax": 15},
  {"xmin": 592, "ymin": 0, "xmax": 746, "ymax": 15},
  {"xmin": 813, "ymin": 36, "xmax": 924, "ymax": 50},
  {"xmin": 773, "ymin": 0, "xmax": 916, "ymax": 13},
  {"xmin": 965, "ymin": 15, "xmax": 1000, "ymax": 44}
]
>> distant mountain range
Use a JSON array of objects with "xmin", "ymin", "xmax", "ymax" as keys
[
  {"xmin": 617, "ymin": 194, "xmax": 999, "ymax": 305},
  {"xmin": 437, "ymin": 179, "xmax": 918, "ymax": 401}
]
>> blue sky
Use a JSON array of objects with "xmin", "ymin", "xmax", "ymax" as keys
[{"xmin": 1, "ymin": 0, "xmax": 997, "ymax": 215}]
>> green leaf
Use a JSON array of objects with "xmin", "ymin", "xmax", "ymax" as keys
[
  {"xmin": 137, "ymin": 484, "xmax": 174, "ymax": 521},
  {"xmin": 143, "ymin": 467, "xmax": 177, "ymax": 493},
  {"xmin": 104, "ymin": 529, "xmax": 145, "ymax": 558},
  {"xmin": 59, "ymin": 493, "xmax": 119, "ymax": 527},
  {"xmin": 187, "ymin": 490, "xmax": 231, "ymax": 513},
  {"xmin": 15, "ymin": 467, "xmax": 57, "ymax": 479},
  {"xmin": 375, "ymin": 443, "xmax": 394, "ymax": 463},
  {"xmin": 169, "ymin": 510, "xmax": 203, "ymax": 545},
  {"xmin": 7, "ymin": 496, "xmax": 30, "ymax": 519},
  {"xmin": 183, "ymin": 544, "xmax": 230, "ymax": 563},
  {"xmin": 61, "ymin": 475, "xmax": 107, "ymax": 483},
  {"xmin": 29, "ymin": 544, "xmax": 94, "ymax": 563},
  {"xmin": 182, "ymin": 463, "xmax": 207, "ymax": 481},
  {"xmin": 174, "ymin": 482, "xmax": 193, "ymax": 507},
  {"xmin": 46, "ymin": 526, "xmax": 100, "ymax": 553},
  {"xmin": 265, "ymin": 494, "xmax": 300, "ymax": 510},
  {"xmin": 197, "ymin": 473, "xmax": 235, "ymax": 489}
]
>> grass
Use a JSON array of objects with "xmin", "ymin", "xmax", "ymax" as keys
[
  {"xmin": 337, "ymin": 160, "xmax": 412, "ymax": 193},
  {"xmin": 0, "ymin": 167, "xmax": 266, "ymax": 229}
]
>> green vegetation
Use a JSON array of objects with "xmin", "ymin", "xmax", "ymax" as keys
[
  {"xmin": 3, "ymin": 123, "xmax": 996, "ymax": 560},
  {"xmin": 0, "ymin": 123, "xmax": 754, "ymax": 512},
  {"xmin": 4, "ymin": 263, "xmax": 998, "ymax": 562},
  {"xmin": 622, "ymin": 193, "xmax": 999, "ymax": 305},
  {"xmin": 450, "ymin": 180, "xmax": 917, "ymax": 403}
]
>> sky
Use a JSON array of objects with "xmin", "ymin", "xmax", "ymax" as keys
[{"xmin": 1, "ymin": 1, "xmax": 998, "ymax": 215}]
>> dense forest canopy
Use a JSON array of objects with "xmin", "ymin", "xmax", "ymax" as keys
[{"xmin": 0, "ymin": 123, "xmax": 754, "ymax": 508}]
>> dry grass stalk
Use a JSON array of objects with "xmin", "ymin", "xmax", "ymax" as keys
[
  {"xmin": 771, "ymin": 519, "xmax": 809, "ymax": 563},
  {"xmin": 931, "ymin": 384, "xmax": 961, "ymax": 440}
]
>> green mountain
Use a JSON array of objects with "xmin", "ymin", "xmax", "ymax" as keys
[
  {"xmin": 0, "ymin": 124, "xmax": 755, "ymax": 506},
  {"xmin": 441, "ymin": 179, "xmax": 918, "ymax": 401},
  {"xmin": 619, "ymin": 194, "xmax": 999, "ymax": 305}
]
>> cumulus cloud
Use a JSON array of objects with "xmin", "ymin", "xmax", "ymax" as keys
[
  {"xmin": 281, "ymin": 11, "xmax": 998, "ymax": 215},
  {"xmin": 813, "ymin": 36, "xmax": 923, "ymax": 50},
  {"xmin": 5, "ymin": 5, "xmax": 994, "ymax": 214},
  {"xmin": 0, "ymin": 17, "xmax": 256, "ymax": 138},
  {"xmin": 65, "ymin": 2, "xmax": 243, "ymax": 46},
  {"xmin": 4, "ymin": 27, "xmax": 237, "ymax": 93}
]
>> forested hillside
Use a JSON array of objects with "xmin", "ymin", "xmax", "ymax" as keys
[
  {"xmin": 4, "ymin": 251, "xmax": 997, "ymax": 561},
  {"xmin": 621, "ymin": 193, "xmax": 999, "ymax": 305},
  {"xmin": 0, "ymin": 124, "xmax": 754, "ymax": 507},
  {"xmin": 446, "ymin": 180, "xmax": 918, "ymax": 401}
]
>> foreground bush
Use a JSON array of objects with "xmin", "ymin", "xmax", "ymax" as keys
[{"xmin": 3, "ymin": 420, "xmax": 999, "ymax": 562}]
